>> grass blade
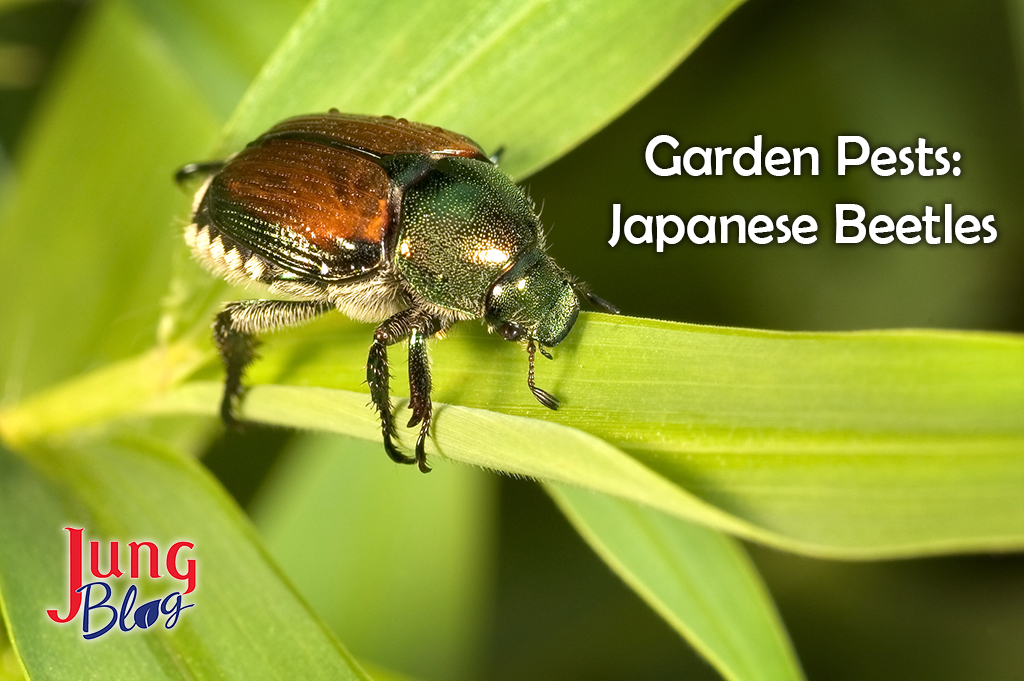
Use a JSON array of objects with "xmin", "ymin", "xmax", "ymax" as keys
[
  {"xmin": 251, "ymin": 434, "xmax": 496, "ymax": 681},
  {"xmin": 549, "ymin": 484, "xmax": 803, "ymax": 681},
  {"xmin": 0, "ymin": 438, "xmax": 369, "ymax": 680},
  {"xmin": 130, "ymin": 312, "xmax": 1024, "ymax": 558},
  {"xmin": 0, "ymin": 0, "xmax": 219, "ymax": 402},
  {"xmin": 223, "ymin": 0, "xmax": 744, "ymax": 178}
]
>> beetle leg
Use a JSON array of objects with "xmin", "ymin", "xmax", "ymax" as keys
[
  {"xmin": 368, "ymin": 310, "xmax": 419, "ymax": 466},
  {"xmin": 175, "ymin": 160, "xmax": 226, "ymax": 187},
  {"xmin": 214, "ymin": 299, "xmax": 331, "ymax": 427},
  {"xmin": 367, "ymin": 332, "xmax": 411, "ymax": 466},
  {"xmin": 368, "ymin": 310, "xmax": 443, "ymax": 471},
  {"xmin": 572, "ymin": 283, "xmax": 620, "ymax": 314},
  {"xmin": 527, "ymin": 340, "xmax": 560, "ymax": 410},
  {"xmin": 406, "ymin": 317, "xmax": 444, "ymax": 473}
]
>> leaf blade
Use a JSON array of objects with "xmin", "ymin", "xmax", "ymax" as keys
[
  {"xmin": 0, "ymin": 0, "xmax": 220, "ymax": 401},
  {"xmin": 223, "ymin": 0, "xmax": 744, "ymax": 178},
  {"xmin": 251, "ymin": 433, "xmax": 496, "ymax": 681},
  {"xmin": 138, "ymin": 313, "xmax": 1024, "ymax": 558},
  {"xmin": 0, "ymin": 437, "xmax": 370, "ymax": 680},
  {"xmin": 548, "ymin": 484, "xmax": 804, "ymax": 681},
  {"xmin": 148, "ymin": 382, "xmax": 772, "ymax": 544}
]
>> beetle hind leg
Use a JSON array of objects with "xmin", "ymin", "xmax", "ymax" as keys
[
  {"xmin": 214, "ymin": 299, "xmax": 331, "ymax": 427},
  {"xmin": 214, "ymin": 308, "xmax": 256, "ymax": 429}
]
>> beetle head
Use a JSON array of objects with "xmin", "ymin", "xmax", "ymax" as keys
[{"xmin": 484, "ymin": 250, "xmax": 580, "ymax": 348}]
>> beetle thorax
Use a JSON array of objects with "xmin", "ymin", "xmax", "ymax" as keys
[{"xmin": 394, "ymin": 157, "xmax": 541, "ymax": 318}]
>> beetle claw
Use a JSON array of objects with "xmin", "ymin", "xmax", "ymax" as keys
[
  {"xmin": 383, "ymin": 433, "xmax": 416, "ymax": 465},
  {"xmin": 220, "ymin": 402, "xmax": 247, "ymax": 431},
  {"xmin": 409, "ymin": 406, "xmax": 432, "ymax": 471},
  {"xmin": 415, "ymin": 427, "xmax": 432, "ymax": 473}
]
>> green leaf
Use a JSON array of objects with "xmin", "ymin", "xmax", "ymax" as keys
[
  {"xmin": 125, "ymin": 0, "xmax": 309, "ymax": 118},
  {"xmin": 548, "ymin": 484, "xmax": 803, "ymax": 681},
  {"xmin": 0, "ymin": 617, "xmax": 26, "ymax": 681},
  {"xmin": 149, "ymin": 379, "xmax": 765, "ymax": 536},
  {"xmin": 224, "ymin": 0, "xmax": 744, "ymax": 178},
  {"xmin": 0, "ymin": 438, "xmax": 370, "ymax": 680},
  {"xmin": 0, "ymin": 0, "xmax": 219, "ymax": 401},
  {"xmin": 136, "ymin": 313, "xmax": 1023, "ymax": 558},
  {"xmin": 251, "ymin": 434, "xmax": 496, "ymax": 681}
]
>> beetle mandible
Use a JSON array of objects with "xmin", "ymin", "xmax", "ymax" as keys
[{"xmin": 177, "ymin": 111, "xmax": 616, "ymax": 472}]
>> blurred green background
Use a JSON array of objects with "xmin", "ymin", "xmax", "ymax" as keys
[{"xmin": 2, "ymin": 0, "xmax": 1021, "ymax": 679}]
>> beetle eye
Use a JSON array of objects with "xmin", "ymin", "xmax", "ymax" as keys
[{"xmin": 499, "ymin": 322, "xmax": 524, "ymax": 341}]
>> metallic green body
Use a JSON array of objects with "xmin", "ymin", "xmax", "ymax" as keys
[{"xmin": 395, "ymin": 156, "xmax": 580, "ymax": 346}]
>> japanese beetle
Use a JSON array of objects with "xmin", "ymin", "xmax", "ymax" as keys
[{"xmin": 177, "ymin": 112, "xmax": 616, "ymax": 472}]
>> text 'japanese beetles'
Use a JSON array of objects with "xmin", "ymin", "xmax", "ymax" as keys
[{"xmin": 177, "ymin": 112, "xmax": 616, "ymax": 472}]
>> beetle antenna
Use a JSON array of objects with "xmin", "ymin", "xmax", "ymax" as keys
[
  {"xmin": 538, "ymin": 346, "xmax": 553, "ymax": 360},
  {"xmin": 527, "ymin": 340, "xmax": 559, "ymax": 410},
  {"xmin": 573, "ymin": 283, "xmax": 619, "ymax": 314}
]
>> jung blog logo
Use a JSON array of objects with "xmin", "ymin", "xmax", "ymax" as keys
[{"xmin": 46, "ymin": 527, "xmax": 196, "ymax": 640}]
